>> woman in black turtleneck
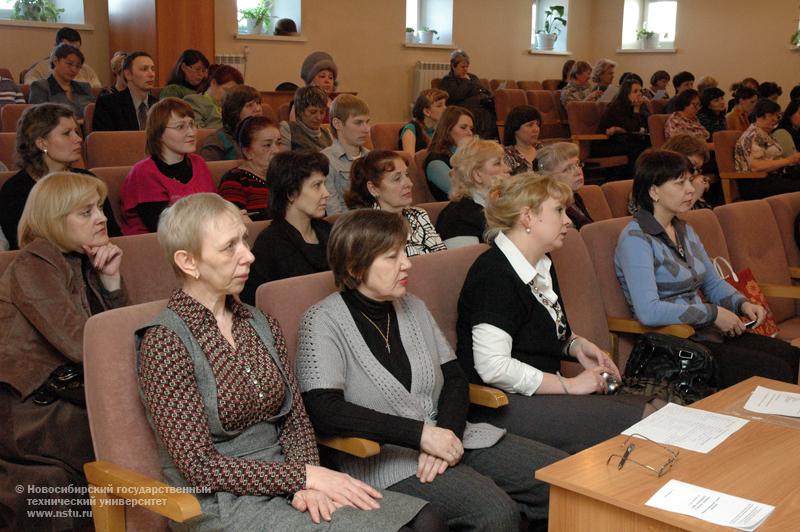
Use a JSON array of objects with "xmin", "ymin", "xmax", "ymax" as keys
[{"xmin": 119, "ymin": 98, "xmax": 215, "ymax": 235}]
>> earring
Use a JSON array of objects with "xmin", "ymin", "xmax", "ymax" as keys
[
  {"xmin": 194, "ymin": 272, "xmax": 200, "ymax": 279},
  {"xmin": 42, "ymin": 148, "xmax": 48, "ymax": 154},
  {"xmin": 525, "ymin": 227, "xmax": 531, "ymax": 234}
]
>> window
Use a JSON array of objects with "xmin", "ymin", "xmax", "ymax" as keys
[
  {"xmin": 0, "ymin": 0, "xmax": 85, "ymax": 24},
  {"xmin": 405, "ymin": 0, "xmax": 453, "ymax": 45},
  {"xmin": 531, "ymin": 1, "xmax": 570, "ymax": 53},
  {"xmin": 621, "ymin": 0, "xmax": 677, "ymax": 50},
  {"xmin": 237, "ymin": 0, "xmax": 301, "ymax": 35}
]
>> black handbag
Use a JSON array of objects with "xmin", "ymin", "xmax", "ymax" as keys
[
  {"xmin": 31, "ymin": 363, "xmax": 86, "ymax": 407},
  {"xmin": 624, "ymin": 333, "xmax": 718, "ymax": 404}
]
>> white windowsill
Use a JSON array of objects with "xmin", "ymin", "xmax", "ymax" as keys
[
  {"xmin": 616, "ymin": 47, "xmax": 677, "ymax": 54},
  {"xmin": 0, "ymin": 18, "xmax": 92, "ymax": 30},
  {"xmin": 790, "ymin": 46, "xmax": 800, "ymax": 53},
  {"xmin": 404, "ymin": 43, "xmax": 457, "ymax": 50},
  {"xmin": 234, "ymin": 33, "xmax": 307, "ymax": 42},
  {"xmin": 528, "ymin": 49, "xmax": 572, "ymax": 56}
]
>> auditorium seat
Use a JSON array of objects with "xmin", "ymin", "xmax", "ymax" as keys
[
  {"xmin": 0, "ymin": 67, "xmax": 12, "ymax": 80},
  {"xmin": 494, "ymin": 88, "xmax": 527, "ymax": 128},
  {"xmin": 90, "ymin": 166, "xmax": 129, "ymax": 227},
  {"xmin": 411, "ymin": 148, "xmax": 436, "ymax": 204},
  {"xmin": 577, "ymin": 184, "xmax": 613, "ymax": 221},
  {"xmin": 83, "ymin": 102, "xmax": 95, "ymax": 136},
  {"xmin": 431, "ymin": 77, "xmax": 441, "ymax": 89},
  {"xmin": 195, "ymin": 128, "xmax": 217, "ymax": 148},
  {"xmin": 650, "ymin": 99, "xmax": 669, "ymax": 114},
  {"xmin": 490, "ymin": 79, "xmax": 518, "ymax": 91},
  {"xmin": 517, "ymin": 81, "xmax": 543, "ymax": 91},
  {"xmin": 713, "ymin": 130, "xmax": 766, "ymax": 204},
  {"xmin": 0, "ymin": 133, "xmax": 17, "ymax": 170},
  {"xmin": 206, "ymin": 159, "xmax": 242, "ymax": 188},
  {"xmin": 85, "ymin": 131, "xmax": 146, "ymax": 168},
  {"xmin": 647, "ymin": 114, "xmax": 669, "ymax": 149},
  {"xmin": 415, "ymin": 200, "xmax": 448, "ymax": 225},
  {"xmin": 566, "ymin": 101, "xmax": 628, "ymax": 172},
  {"xmin": 1, "ymin": 103, "xmax": 29, "ymax": 132},
  {"xmin": 766, "ymin": 192, "xmax": 800, "ymax": 276},
  {"xmin": 370, "ymin": 122, "xmax": 404, "ymax": 151},
  {"xmin": 600, "ymin": 179, "xmax": 633, "ymax": 218},
  {"xmin": 541, "ymin": 79, "xmax": 561, "ymax": 91},
  {"xmin": 277, "ymin": 102, "xmax": 290, "ymax": 122},
  {"xmin": 526, "ymin": 90, "xmax": 570, "ymax": 140}
]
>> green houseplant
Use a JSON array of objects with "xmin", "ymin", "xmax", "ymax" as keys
[
  {"xmin": 239, "ymin": 0, "xmax": 274, "ymax": 34},
  {"xmin": 405, "ymin": 26, "xmax": 416, "ymax": 44},
  {"xmin": 636, "ymin": 24, "xmax": 659, "ymax": 49},
  {"xmin": 791, "ymin": 28, "xmax": 800, "ymax": 48},
  {"xmin": 12, "ymin": 0, "xmax": 64, "ymax": 23},
  {"xmin": 535, "ymin": 5, "xmax": 567, "ymax": 50},
  {"xmin": 419, "ymin": 26, "xmax": 439, "ymax": 44}
]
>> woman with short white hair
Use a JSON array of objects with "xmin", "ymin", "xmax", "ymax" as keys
[{"xmin": 537, "ymin": 142, "xmax": 594, "ymax": 229}]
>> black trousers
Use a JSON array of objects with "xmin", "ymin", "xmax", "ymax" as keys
[{"xmin": 699, "ymin": 333, "xmax": 800, "ymax": 387}]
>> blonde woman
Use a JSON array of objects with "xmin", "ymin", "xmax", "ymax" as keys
[{"xmin": 436, "ymin": 137, "xmax": 509, "ymax": 248}]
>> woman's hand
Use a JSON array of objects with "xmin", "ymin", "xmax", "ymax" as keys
[
  {"xmin": 419, "ymin": 424, "xmax": 463, "ymax": 466},
  {"xmin": 417, "ymin": 451, "xmax": 449, "ymax": 483},
  {"xmin": 714, "ymin": 306, "xmax": 745, "ymax": 337},
  {"xmin": 572, "ymin": 337, "xmax": 621, "ymax": 380},
  {"xmin": 83, "ymin": 243, "xmax": 122, "ymax": 291},
  {"xmin": 305, "ymin": 465, "xmax": 382, "ymax": 510},
  {"xmin": 605, "ymin": 126, "xmax": 626, "ymax": 136},
  {"xmin": 292, "ymin": 489, "xmax": 341, "ymax": 524},
  {"xmin": 740, "ymin": 301, "xmax": 767, "ymax": 329},
  {"xmin": 566, "ymin": 366, "xmax": 609, "ymax": 395}
]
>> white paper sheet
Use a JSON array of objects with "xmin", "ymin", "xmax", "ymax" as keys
[
  {"xmin": 645, "ymin": 479, "xmax": 774, "ymax": 531},
  {"xmin": 744, "ymin": 385, "xmax": 800, "ymax": 417},
  {"xmin": 621, "ymin": 402, "xmax": 748, "ymax": 453}
]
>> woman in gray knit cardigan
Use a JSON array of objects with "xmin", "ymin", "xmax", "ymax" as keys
[{"xmin": 297, "ymin": 209, "xmax": 567, "ymax": 531}]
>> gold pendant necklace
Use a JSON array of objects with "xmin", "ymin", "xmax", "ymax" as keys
[{"xmin": 360, "ymin": 311, "xmax": 391, "ymax": 353}]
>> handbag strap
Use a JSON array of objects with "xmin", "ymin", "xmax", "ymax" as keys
[{"xmin": 712, "ymin": 256, "xmax": 739, "ymax": 283}]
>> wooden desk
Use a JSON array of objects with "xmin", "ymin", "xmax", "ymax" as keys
[{"xmin": 536, "ymin": 377, "xmax": 800, "ymax": 531}]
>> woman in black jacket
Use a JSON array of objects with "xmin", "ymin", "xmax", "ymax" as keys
[
  {"xmin": 437, "ymin": 50, "xmax": 498, "ymax": 140},
  {"xmin": 592, "ymin": 79, "xmax": 651, "ymax": 176}
]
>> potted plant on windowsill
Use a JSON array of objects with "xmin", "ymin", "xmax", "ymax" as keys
[
  {"xmin": 636, "ymin": 26, "xmax": 660, "ymax": 49},
  {"xmin": 534, "ymin": 5, "xmax": 566, "ymax": 51},
  {"xmin": 12, "ymin": 0, "xmax": 64, "ymax": 22},
  {"xmin": 405, "ymin": 27, "xmax": 417, "ymax": 44},
  {"xmin": 419, "ymin": 27, "xmax": 439, "ymax": 45},
  {"xmin": 791, "ymin": 28, "xmax": 800, "ymax": 49},
  {"xmin": 239, "ymin": 0, "xmax": 274, "ymax": 35}
]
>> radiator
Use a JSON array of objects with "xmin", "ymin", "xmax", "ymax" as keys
[
  {"xmin": 215, "ymin": 54, "xmax": 248, "ymax": 78},
  {"xmin": 413, "ymin": 61, "xmax": 449, "ymax": 98}
]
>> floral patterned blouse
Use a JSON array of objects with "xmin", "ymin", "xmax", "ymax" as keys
[
  {"xmin": 734, "ymin": 124, "xmax": 784, "ymax": 172},
  {"xmin": 664, "ymin": 112, "xmax": 710, "ymax": 141}
]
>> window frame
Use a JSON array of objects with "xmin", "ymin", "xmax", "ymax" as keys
[
  {"xmin": 530, "ymin": 0, "xmax": 570, "ymax": 54},
  {"xmin": 404, "ymin": 0, "xmax": 454, "ymax": 46},
  {"xmin": 0, "ymin": 0, "xmax": 86, "ymax": 25},
  {"xmin": 620, "ymin": 0, "xmax": 678, "ymax": 51}
]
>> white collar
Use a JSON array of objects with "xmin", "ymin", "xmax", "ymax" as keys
[{"xmin": 494, "ymin": 232, "xmax": 552, "ymax": 286}]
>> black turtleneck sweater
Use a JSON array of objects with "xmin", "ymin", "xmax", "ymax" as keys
[
  {"xmin": 135, "ymin": 156, "xmax": 193, "ymax": 232},
  {"xmin": 302, "ymin": 289, "xmax": 469, "ymax": 448}
]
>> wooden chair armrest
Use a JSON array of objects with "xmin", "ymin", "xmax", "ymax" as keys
[
  {"xmin": 84, "ymin": 460, "xmax": 201, "ymax": 524},
  {"xmin": 469, "ymin": 383, "xmax": 509, "ymax": 408},
  {"xmin": 760, "ymin": 283, "xmax": 800, "ymax": 299},
  {"xmin": 571, "ymin": 134, "xmax": 609, "ymax": 141},
  {"xmin": 317, "ymin": 436, "xmax": 381, "ymax": 458},
  {"xmin": 607, "ymin": 317, "xmax": 694, "ymax": 338},
  {"xmin": 719, "ymin": 171, "xmax": 767, "ymax": 180},
  {"xmin": 789, "ymin": 267, "xmax": 800, "ymax": 280}
]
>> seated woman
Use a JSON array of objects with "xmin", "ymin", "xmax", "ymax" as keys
[
  {"xmin": 199, "ymin": 85, "xmax": 263, "ymax": 161},
  {"xmin": 0, "ymin": 103, "xmax": 120, "ymax": 250},
  {"xmin": 590, "ymin": 58, "xmax": 617, "ymax": 99},
  {"xmin": 758, "ymin": 81, "xmax": 783, "ymax": 102},
  {"xmin": 437, "ymin": 137, "xmax": 509, "ymax": 248},
  {"xmin": 665, "ymin": 134, "xmax": 714, "ymax": 209},
  {"xmin": 537, "ymin": 142, "xmax": 594, "ymax": 229},
  {"xmin": 664, "ymin": 89, "xmax": 710, "ymax": 142},
  {"xmin": 280, "ymin": 86, "xmax": 334, "ymax": 152},
  {"xmin": 184, "ymin": 64, "xmax": 244, "ymax": 129},
  {"xmin": 774, "ymin": 98, "xmax": 800, "ymax": 156},
  {"xmin": 399, "ymin": 88, "xmax": 448, "ymax": 156},
  {"xmin": 560, "ymin": 61, "xmax": 601, "ymax": 106},
  {"xmin": 292, "ymin": 51, "xmax": 338, "ymax": 123},
  {"xmin": 120, "ymin": 98, "xmax": 215, "ymax": 234},
  {"xmin": 697, "ymin": 87, "xmax": 727, "ymax": 138},
  {"xmin": 438, "ymin": 49, "xmax": 498, "ymax": 139},
  {"xmin": 346, "ymin": 150, "xmax": 446, "ymax": 257},
  {"xmin": 734, "ymin": 98, "xmax": 800, "ymax": 200},
  {"xmin": 457, "ymin": 173, "xmax": 656, "ymax": 454},
  {"xmin": 557, "ymin": 59, "xmax": 575, "ymax": 90},
  {"xmin": 28, "ymin": 43, "xmax": 95, "ymax": 121},
  {"xmin": 241, "ymin": 151, "xmax": 332, "ymax": 305},
  {"xmin": 137, "ymin": 194, "xmax": 436, "ymax": 531},
  {"xmin": 726, "ymin": 86, "xmax": 758, "ymax": 132},
  {"xmin": 218, "ymin": 116, "xmax": 284, "ymax": 220},
  {"xmin": 592, "ymin": 79, "xmax": 651, "ymax": 174},
  {"xmin": 297, "ymin": 209, "xmax": 567, "ymax": 530},
  {"xmin": 159, "ymin": 49, "xmax": 210, "ymax": 100},
  {"xmin": 502, "ymin": 105, "xmax": 543, "ymax": 175},
  {"xmin": 0, "ymin": 172, "xmax": 126, "ymax": 531},
  {"xmin": 642, "ymin": 70, "xmax": 670, "ymax": 100},
  {"xmin": 103, "ymin": 50, "xmax": 127, "ymax": 96},
  {"xmin": 617, "ymin": 149, "xmax": 800, "ymax": 387},
  {"xmin": 424, "ymin": 106, "xmax": 474, "ymax": 201}
]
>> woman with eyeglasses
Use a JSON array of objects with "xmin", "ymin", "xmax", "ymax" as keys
[
  {"xmin": 120, "ymin": 98, "xmax": 215, "ymax": 235},
  {"xmin": 664, "ymin": 89, "xmax": 710, "ymax": 144},
  {"xmin": 536, "ymin": 142, "xmax": 593, "ymax": 229},
  {"xmin": 159, "ymin": 49, "xmax": 210, "ymax": 100},
  {"xmin": 28, "ymin": 43, "xmax": 95, "ymax": 120}
]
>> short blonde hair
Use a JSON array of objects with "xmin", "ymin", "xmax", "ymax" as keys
[
  {"xmin": 449, "ymin": 137, "xmax": 504, "ymax": 201},
  {"xmin": 696, "ymin": 75, "xmax": 718, "ymax": 94},
  {"xmin": 536, "ymin": 142, "xmax": 579, "ymax": 174},
  {"xmin": 110, "ymin": 51, "xmax": 127, "ymax": 76},
  {"xmin": 485, "ymin": 173, "xmax": 572, "ymax": 240},
  {"xmin": 157, "ymin": 193, "xmax": 243, "ymax": 278},
  {"xmin": 18, "ymin": 171, "xmax": 108, "ymax": 249}
]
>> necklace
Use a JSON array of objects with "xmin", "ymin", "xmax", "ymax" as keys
[{"xmin": 360, "ymin": 311, "xmax": 391, "ymax": 353}]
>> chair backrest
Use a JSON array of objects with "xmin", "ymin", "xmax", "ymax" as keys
[
  {"xmin": 370, "ymin": 122, "xmax": 404, "ymax": 151},
  {"xmin": 21, "ymin": 84, "xmax": 30, "ymax": 102},
  {"xmin": 83, "ymin": 102, "xmax": 95, "ymax": 136},
  {"xmin": 713, "ymin": 130, "xmax": 747, "ymax": 203},
  {"xmin": 527, "ymin": 90, "xmax": 569, "ymax": 139},
  {"xmin": 112, "ymin": 233, "xmax": 180, "ymax": 304},
  {"xmin": 0, "ymin": 132, "xmax": 17, "ymax": 170},
  {"xmin": 415, "ymin": 201, "xmax": 449, "ymax": 225},
  {"xmin": 277, "ymin": 102, "xmax": 291, "ymax": 123},
  {"xmin": 84, "ymin": 300, "xmax": 171, "ymax": 532},
  {"xmin": 541, "ymin": 79, "xmax": 561, "ymax": 91},
  {"xmin": 649, "ymin": 99, "xmax": 669, "ymax": 115},
  {"xmin": 679, "ymin": 208, "xmax": 730, "ymax": 261},
  {"xmin": 262, "ymin": 103, "xmax": 278, "ymax": 124},
  {"xmin": 647, "ymin": 114, "xmax": 669, "ymax": 149},
  {"xmin": 715, "ymin": 199, "xmax": 795, "ymax": 322},
  {"xmin": 206, "ymin": 159, "xmax": 242, "ymax": 188},
  {"xmin": 517, "ymin": 81, "xmax": 543, "ymax": 91},
  {"xmin": 490, "ymin": 79, "xmax": 518, "ymax": 91},
  {"xmin": 86, "ymin": 131, "xmax": 147, "ymax": 168},
  {"xmin": 90, "ymin": 166, "xmax": 130, "ymax": 228},
  {"xmin": 578, "ymin": 184, "xmax": 612, "ymax": 221},
  {"xmin": 256, "ymin": 244, "xmax": 488, "ymax": 358},
  {"xmin": 411, "ymin": 148, "xmax": 435, "ymax": 204},
  {"xmin": 600, "ymin": 179, "xmax": 633, "ymax": 218},
  {"xmin": 766, "ymin": 192, "xmax": 800, "ymax": 269},
  {"xmin": 1, "ymin": 103, "xmax": 29, "ymax": 132},
  {"xmin": 494, "ymin": 89, "xmax": 527, "ymax": 124},
  {"xmin": 566, "ymin": 101, "xmax": 605, "ymax": 159}
]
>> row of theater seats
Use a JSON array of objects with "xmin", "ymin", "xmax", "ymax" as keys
[{"xmin": 431, "ymin": 77, "xmax": 564, "ymax": 92}]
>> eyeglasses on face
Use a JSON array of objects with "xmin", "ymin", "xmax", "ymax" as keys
[
  {"xmin": 165, "ymin": 120, "xmax": 197, "ymax": 132},
  {"xmin": 184, "ymin": 64, "xmax": 208, "ymax": 75},
  {"xmin": 561, "ymin": 162, "xmax": 584, "ymax": 174}
]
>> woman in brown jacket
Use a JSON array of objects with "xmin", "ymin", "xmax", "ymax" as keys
[{"xmin": 0, "ymin": 172, "xmax": 127, "ymax": 532}]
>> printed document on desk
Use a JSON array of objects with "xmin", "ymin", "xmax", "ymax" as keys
[
  {"xmin": 645, "ymin": 479, "xmax": 774, "ymax": 531},
  {"xmin": 622, "ymin": 402, "xmax": 748, "ymax": 453},
  {"xmin": 744, "ymin": 385, "xmax": 800, "ymax": 417}
]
